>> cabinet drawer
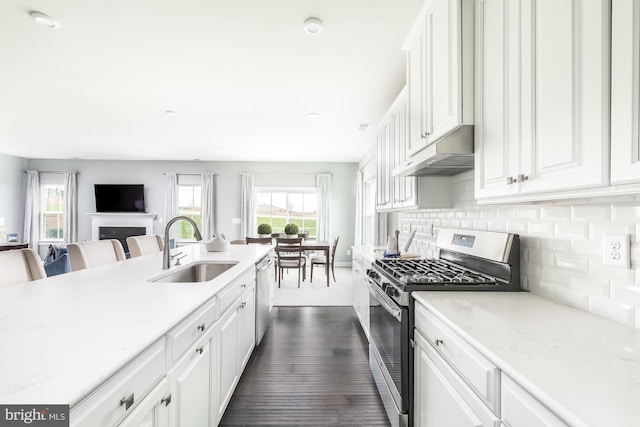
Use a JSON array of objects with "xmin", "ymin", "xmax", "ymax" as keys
[
  {"xmin": 166, "ymin": 297, "xmax": 216, "ymax": 365},
  {"xmin": 217, "ymin": 268, "xmax": 255, "ymax": 317},
  {"xmin": 415, "ymin": 303, "xmax": 499, "ymax": 412},
  {"xmin": 70, "ymin": 338, "xmax": 166, "ymax": 427},
  {"xmin": 501, "ymin": 374, "xmax": 567, "ymax": 427}
]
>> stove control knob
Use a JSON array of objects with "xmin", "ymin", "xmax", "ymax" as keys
[
  {"xmin": 385, "ymin": 286, "xmax": 397, "ymax": 298},
  {"xmin": 366, "ymin": 269, "xmax": 379, "ymax": 279}
]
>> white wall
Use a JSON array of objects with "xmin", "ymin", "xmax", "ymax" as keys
[
  {"xmin": 0, "ymin": 153, "xmax": 27, "ymax": 238},
  {"xmin": 25, "ymin": 159, "xmax": 358, "ymax": 263},
  {"xmin": 398, "ymin": 170, "xmax": 640, "ymax": 329}
]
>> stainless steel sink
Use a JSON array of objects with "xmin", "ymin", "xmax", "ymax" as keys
[{"xmin": 150, "ymin": 261, "xmax": 238, "ymax": 283}]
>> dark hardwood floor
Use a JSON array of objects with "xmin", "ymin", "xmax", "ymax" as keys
[{"xmin": 219, "ymin": 306, "xmax": 390, "ymax": 426}]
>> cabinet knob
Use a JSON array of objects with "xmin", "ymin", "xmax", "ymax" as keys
[
  {"xmin": 197, "ymin": 323, "xmax": 206, "ymax": 332},
  {"xmin": 517, "ymin": 174, "xmax": 529, "ymax": 182},
  {"xmin": 506, "ymin": 176, "xmax": 516, "ymax": 185},
  {"xmin": 241, "ymin": 283, "xmax": 247, "ymax": 288},
  {"xmin": 120, "ymin": 393, "xmax": 134, "ymax": 410},
  {"xmin": 161, "ymin": 394, "xmax": 172, "ymax": 407},
  {"xmin": 435, "ymin": 339, "xmax": 444, "ymax": 346},
  {"xmin": 196, "ymin": 346, "xmax": 204, "ymax": 355}
]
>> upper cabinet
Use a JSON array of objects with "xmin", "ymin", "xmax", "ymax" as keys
[
  {"xmin": 475, "ymin": 0, "xmax": 611, "ymax": 201},
  {"xmin": 405, "ymin": 0, "xmax": 474, "ymax": 157},
  {"xmin": 611, "ymin": 0, "xmax": 640, "ymax": 184}
]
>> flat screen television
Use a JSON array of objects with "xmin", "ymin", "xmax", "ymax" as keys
[{"xmin": 94, "ymin": 184, "xmax": 146, "ymax": 213}]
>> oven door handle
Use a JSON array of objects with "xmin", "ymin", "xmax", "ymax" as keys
[{"xmin": 367, "ymin": 280, "xmax": 402, "ymax": 322}]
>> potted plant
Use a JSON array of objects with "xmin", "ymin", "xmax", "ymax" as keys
[
  {"xmin": 257, "ymin": 223, "xmax": 272, "ymax": 237},
  {"xmin": 284, "ymin": 223, "xmax": 299, "ymax": 237}
]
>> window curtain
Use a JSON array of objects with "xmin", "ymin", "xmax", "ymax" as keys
[
  {"xmin": 63, "ymin": 171, "xmax": 78, "ymax": 244},
  {"xmin": 316, "ymin": 173, "xmax": 332, "ymax": 242},
  {"xmin": 240, "ymin": 173, "xmax": 254, "ymax": 239},
  {"xmin": 354, "ymin": 171, "xmax": 363, "ymax": 246},
  {"xmin": 201, "ymin": 173, "xmax": 215, "ymax": 240},
  {"xmin": 164, "ymin": 172, "xmax": 178, "ymax": 243},
  {"xmin": 23, "ymin": 170, "xmax": 40, "ymax": 249}
]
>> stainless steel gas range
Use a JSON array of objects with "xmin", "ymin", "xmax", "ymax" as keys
[{"xmin": 366, "ymin": 229, "xmax": 521, "ymax": 427}]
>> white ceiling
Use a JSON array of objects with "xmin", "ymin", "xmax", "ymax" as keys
[{"xmin": 0, "ymin": 0, "xmax": 424, "ymax": 162}]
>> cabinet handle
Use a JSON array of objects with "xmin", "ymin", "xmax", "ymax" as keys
[
  {"xmin": 241, "ymin": 283, "xmax": 247, "ymax": 288},
  {"xmin": 435, "ymin": 339, "xmax": 444, "ymax": 347},
  {"xmin": 120, "ymin": 393, "xmax": 134, "ymax": 410},
  {"xmin": 161, "ymin": 394, "xmax": 172, "ymax": 407},
  {"xmin": 197, "ymin": 323, "xmax": 206, "ymax": 332},
  {"xmin": 195, "ymin": 346, "xmax": 204, "ymax": 355},
  {"xmin": 410, "ymin": 339, "xmax": 416, "ymax": 349},
  {"xmin": 506, "ymin": 176, "xmax": 516, "ymax": 185},
  {"xmin": 517, "ymin": 174, "xmax": 529, "ymax": 182}
]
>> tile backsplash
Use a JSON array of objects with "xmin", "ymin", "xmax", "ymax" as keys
[{"xmin": 398, "ymin": 171, "xmax": 640, "ymax": 329}]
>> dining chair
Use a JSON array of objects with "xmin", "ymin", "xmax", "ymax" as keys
[
  {"xmin": 67, "ymin": 239, "xmax": 126, "ymax": 271},
  {"xmin": 0, "ymin": 248, "xmax": 47, "ymax": 287},
  {"xmin": 310, "ymin": 235, "xmax": 339, "ymax": 283},
  {"xmin": 126, "ymin": 235, "xmax": 164, "ymax": 257},
  {"xmin": 275, "ymin": 237, "xmax": 306, "ymax": 288},
  {"xmin": 246, "ymin": 237, "xmax": 272, "ymax": 244},
  {"xmin": 230, "ymin": 239, "xmax": 247, "ymax": 245}
]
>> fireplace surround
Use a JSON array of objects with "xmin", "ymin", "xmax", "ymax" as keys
[{"xmin": 87, "ymin": 213, "xmax": 157, "ymax": 253}]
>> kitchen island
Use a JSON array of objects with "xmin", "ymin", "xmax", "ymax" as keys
[
  {"xmin": 0, "ymin": 242, "xmax": 271, "ymax": 425},
  {"xmin": 413, "ymin": 291, "xmax": 640, "ymax": 427}
]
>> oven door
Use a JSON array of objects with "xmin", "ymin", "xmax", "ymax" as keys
[{"xmin": 367, "ymin": 279, "xmax": 409, "ymax": 422}]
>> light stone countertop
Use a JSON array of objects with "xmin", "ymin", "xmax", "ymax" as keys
[
  {"xmin": 413, "ymin": 291, "xmax": 640, "ymax": 427},
  {"xmin": 351, "ymin": 245, "xmax": 385, "ymax": 264},
  {"xmin": 0, "ymin": 243, "xmax": 272, "ymax": 407}
]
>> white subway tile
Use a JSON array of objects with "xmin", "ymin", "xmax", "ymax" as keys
[
  {"xmin": 517, "ymin": 207, "xmax": 541, "ymax": 220},
  {"xmin": 569, "ymin": 276, "xmax": 610, "ymax": 298},
  {"xmin": 497, "ymin": 208, "xmax": 518, "ymax": 219},
  {"xmin": 507, "ymin": 222, "xmax": 528, "ymax": 234},
  {"xmin": 481, "ymin": 209, "xmax": 498, "ymax": 219},
  {"xmin": 541, "ymin": 238, "xmax": 571, "ymax": 252},
  {"xmin": 612, "ymin": 204, "xmax": 640, "ymax": 222},
  {"xmin": 540, "ymin": 267, "xmax": 571, "ymax": 284},
  {"xmin": 472, "ymin": 219, "xmax": 489, "ymax": 230},
  {"xmin": 569, "ymin": 240, "xmax": 600, "ymax": 256},
  {"xmin": 488, "ymin": 221, "xmax": 507, "ymax": 232},
  {"xmin": 588, "ymin": 296, "xmax": 635, "ymax": 326},
  {"xmin": 529, "ymin": 280, "xmax": 555, "ymax": 299},
  {"xmin": 554, "ymin": 286, "xmax": 589, "ymax": 311},
  {"xmin": 554, "ymin": 253, "xmax": 589, "ymax": 273},
  {"xmin": 589, "ymin": 263, "xmax": 636, "ymax": 283},
  {"xmin": 460, "ymin": 219, "xmax": 474, "ymax": 229},
  {"xmin": 554, "ymin": 221, "xmax": 589, "ymax": 239},
  {"xmin": 541, "ymin": 206, "xmax": 571, "ymax": 221},
  {"xmin": 610, "ymin": 282, "xmax": 640, "ymax": 306},
  {"xmin": 527, "ymin": 221, "xmax": 554, "ymax": 237},
  {"xmin": 631, "ymin": 244, "xmax": 640, "ymax": 266},
  {"xmin": 590, "ymin": 222, "xmax": 635, "ymax": 239},
  {"xmin": 572, "ymin": 205, "xmax": 610, "ymax": 221}
]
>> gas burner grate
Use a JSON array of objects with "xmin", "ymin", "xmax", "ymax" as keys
[{"xmin": 375, "ymin": 258, "xmax": 499, "ymax": 286}]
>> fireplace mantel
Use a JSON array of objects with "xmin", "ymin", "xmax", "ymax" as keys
[{"xmin": 87, "ymin": 213, "xmax": 157, "ymax": 241}]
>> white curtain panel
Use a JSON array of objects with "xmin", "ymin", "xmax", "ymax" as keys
[
  {"xmin": 23, "ymin": 170, "xmax": 40, "ymax": 248},
  {"xmin": 316, "ymin": 173, "xmax": 332, "ymax": 242},
  {"xmin": 354, "ymin": 171, "xmax": 363, "ymax": 246},
  {"xmin": 201, "ymin": 173, "xmax": 215, "ymax": 240},
  {"xmin": 64, "ymin": 171, "xmax": 78, "ymax": 243},
  {"xmin": 240, "ymin": 173, "xmax": 255, "ymax": 239},
  {"xmin": 164, "ymin": 172, "xmax": 178, "ymax": 243}
]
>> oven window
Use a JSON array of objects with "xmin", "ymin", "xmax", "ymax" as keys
[{"xmin": 370, "ymin": 299, "xmax": 402, "ymax": 394}]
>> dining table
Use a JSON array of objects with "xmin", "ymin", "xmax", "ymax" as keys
[{"xmin": 301, "ymin": 240, "xmax": 331, "ymax": 287}]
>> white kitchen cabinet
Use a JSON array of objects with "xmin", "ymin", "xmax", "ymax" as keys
[
  {"xmin": 215, "ymin": 283, "xmax": 256, "ymax": 421},
  {"xmin": 475, "ymin": 0, "xmax": 610, "ymax": 201},
  {"xmin": 405, "ymin": 0, "xmax": 474, "ymax": 157},
  {"xmin": 611, "ymin": 0, "xmax": 640, "ymax": 184},
  {"xmin": 167, "ymin": 339, "xmax": 212, "ymax": 427},
  {"xmin": 117, "ymin": 378, "xmax": 169, "ymax": 427},
  {"xmin": 501, "ymin": 374, "xmax": 567, "ymax": 427},
  {"xmin": 413, "ymin": 330, "xmax": 499, "ymax": 427},
  {"xmin": 376, "ymin": 120, "xmax": 393, "ymax": 210},
  {"xmin": 351, "ymin": 248, "xmax": 371, "ymax": 339}
]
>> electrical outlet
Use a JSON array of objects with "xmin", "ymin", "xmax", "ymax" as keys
[
  {"xmin": 346, "ymin": 249, "xmax": 351, "ymax": 256},
  {"xmin": 602, "ymin": 234, "xmax": 630, "ymax": 268}
]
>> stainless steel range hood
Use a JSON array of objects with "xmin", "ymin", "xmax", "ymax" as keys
[{"xmin": 393, "ymin": 125, "xmax": 474, "ymax": 176}]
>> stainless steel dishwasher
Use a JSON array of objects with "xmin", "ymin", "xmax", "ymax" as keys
[{"xmin": 255, "ymin": 253, "xmax": 275, "ymax": 345}]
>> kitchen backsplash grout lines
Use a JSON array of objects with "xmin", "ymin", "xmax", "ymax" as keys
[{"xmin": 398, "ymin": 171, "xmax": 640, "ymax": 329}]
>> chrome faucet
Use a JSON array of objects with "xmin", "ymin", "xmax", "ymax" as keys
[{"xmin": 163, "ymin": 216, "xmax": 203, "ymax": 269}]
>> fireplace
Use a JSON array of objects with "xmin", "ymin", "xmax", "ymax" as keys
[{"xmin": 87, "ymin": 213, "xmax": 157, "ymax": 254}]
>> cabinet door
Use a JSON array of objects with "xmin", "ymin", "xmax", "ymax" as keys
[
  {"xmin": 168, "ymin": 343, "xmax": 210, "ymax": 427},
  {"xmin": 118, "ymin": 378, "xmax": 169, "ymax": 427},
  {"xmin": 376, "ymin": 126, "xmax": 393, "ymax": 210},
  {"xmin": 407, "ymin": 21, "xmax": 428, "ymax": 156},
  {"xmin": 240, "ymin": 286, "xmax": 256, "ymax": 369},
  {"xmin": 216, "ymin": 306, "xmax": 241, "ymax": 420},
  {"xmin": 475, "ymin": 0, "xmax": 522, "ymax": 199},
  {"xmin": 519, "ymin": 0, "xmax": 610, "ymax": 194},
  {"xmin": 414, "ymin": 332, "xmax": 497, "ymax": 427},
  {"xmin": 425, "ymin": 0, "xmax": 462, "ymax": 143},
  {"xmin": 611, "ymin": 0, "xmax": 640, "ymax": 184}
]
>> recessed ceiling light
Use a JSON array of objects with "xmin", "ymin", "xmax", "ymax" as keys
[
  {"xmin": 303, "ymin": 18, "xmax": 323, "ymax": 35},
  {"xmin": 30, "ymin": 11, "xmax": 60, "ymax": 29},
  {"xmin": 357, "ymin": 123, "xmax": 370, "ymax": 132},
  {"xmin": 165, "ymin": 110, "xmax": 178, "ymax": 116},
  {"xmin": 308, "ymin": 112, "xmax": 320, "ymax": 119}
]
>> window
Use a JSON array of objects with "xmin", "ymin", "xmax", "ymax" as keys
[
  {"xmin": 256, "ymin": 189, "xmax": 317, "ymax": 238},
  {"xmin": 177, "ymin": 184, "xmax": 202, "ymax": 241},
  {"xmin": 41, "ymin": 184, "xmax": 64, "ymax": 241}
]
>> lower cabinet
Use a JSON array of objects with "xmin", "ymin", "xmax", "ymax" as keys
[
  {"xmin": 413, "ymin": 330, "xmax": 498, "ymax": 427},
  {"xmin": 215, "ymin": 284, "xmax": 256, "ymax": 422},
  {"xmin": 351, "ymin": 252, "xmax": 370, "ymax": 339},
  {"xmin": 117, "ymin": 378, "xmax": 170, "ymax": 427}
]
